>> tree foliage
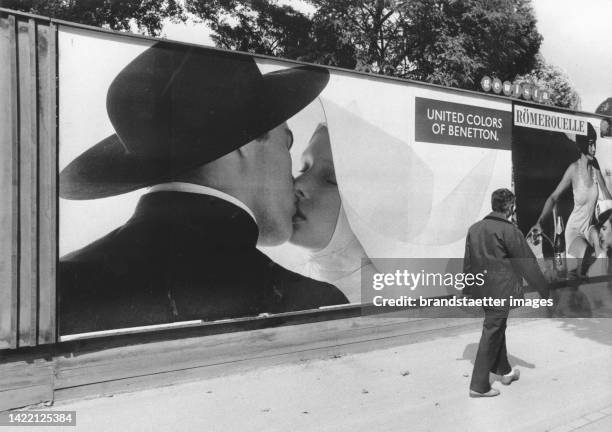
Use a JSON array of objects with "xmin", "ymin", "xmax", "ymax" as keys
[
  {"xmin": 513, "ymin": 56, "xmax": 582, "ymax": 109},
  {"xmin": 188, "ymin": 0, "xmax": 543, "ymax": 90},
  {"xmin": 4, "ymin": 0, "xmax": 578, "ymax": 104},
  {"xmin": 187, "ymin": 0, "xmax": 315, "ymax": 60},
  {"xmin": 0, "ymin": 0, "xmax": 184, "ymax": 35}
]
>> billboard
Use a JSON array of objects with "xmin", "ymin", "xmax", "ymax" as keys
[
  {"xmin": 57, "ymin": 27, "xmax": 514, "ymax": 335},
  {"xmin": 513, "ymin": 105, "xmax": 612, "ymax": 285}
]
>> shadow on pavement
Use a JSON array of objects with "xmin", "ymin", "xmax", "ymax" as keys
[
  {"xmin": 459, "ymin": 342, "xmax": 536, "ymax": 369},
  {"xmin": 555, "ymin": 317, "xmax": 612, "ymax": 347}
]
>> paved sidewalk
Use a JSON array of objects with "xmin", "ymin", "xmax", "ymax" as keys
[
  {"xmin": 12, "ymin": 318, "xmax": 612, "ymax": 432},
  {"xmin": 549, "ymin": 405, "xmax": 612, "ymax": 432}
]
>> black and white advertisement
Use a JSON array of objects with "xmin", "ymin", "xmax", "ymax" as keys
[
  {"xmin": 513, "ymin": 105, "xmax": 612, "ymax": 316},
  {"xmin": 57, "ymin": 28, "xmax": 513, "ymax": 334}
]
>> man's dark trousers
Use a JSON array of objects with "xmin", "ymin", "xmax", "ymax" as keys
[{"xmin": 470, "ymin": 308, "xmax": 512, "ymax": 393}]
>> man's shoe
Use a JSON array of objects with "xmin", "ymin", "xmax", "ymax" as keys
[
  {"xmin": 469, "ymin": 388, "xmax": 500, "ymax": 398},
  {"xmin": 501, "ymin": 369, "xmax": 520, "ymax": 385}
]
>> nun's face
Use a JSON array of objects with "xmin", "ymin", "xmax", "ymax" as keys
[{"xmin": 291, "ymin": 124, "xmax": 341, "ymax": 250}]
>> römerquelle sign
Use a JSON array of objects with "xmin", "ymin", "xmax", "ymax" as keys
[{"xmin": 513, "ymin": 104, "xmax": 587, "ymax": 135}]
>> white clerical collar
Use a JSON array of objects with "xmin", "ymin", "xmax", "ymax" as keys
[{"xmin": 147, "ymin": 182, "xmax": 257, "ymax": 223}]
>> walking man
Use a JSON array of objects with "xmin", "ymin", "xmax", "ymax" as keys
[{"xmin": 464, "ymin": 188, "xmax": 550, "ymax": 397}]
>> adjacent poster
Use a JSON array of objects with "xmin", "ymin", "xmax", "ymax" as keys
[
  {"xmin": 58, "ymin": 27, "xmax": 514, "ymax": 335},
  {"xmin": 513, "ymin": 104, "xmax": 612, "ymax": 315}
]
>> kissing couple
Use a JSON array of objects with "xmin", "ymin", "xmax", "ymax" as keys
[{"xmin": 59, "ymin": 41, "xmax": 372, "ymax": 334}]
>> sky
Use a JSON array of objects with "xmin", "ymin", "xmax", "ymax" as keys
[
  {"xmin": 533, "ymin": 0, "xmax": 612, "ymax": 112},
  {"xmin": 163, "ymin": 0, "xmax": 612, "ymax": 113}
]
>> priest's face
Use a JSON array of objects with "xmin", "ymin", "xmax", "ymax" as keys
[{"xmin": 248, "ymin": 122, "xmax": 296, "ymax": 246}]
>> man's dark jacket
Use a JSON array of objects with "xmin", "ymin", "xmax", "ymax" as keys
[
  {"xmin": 59, "ymin": 192, "xmax": 348, "ymax": 334},
  {"xmin": 463, "ymin": 212, "xmax": 549, "ymax": 309}
]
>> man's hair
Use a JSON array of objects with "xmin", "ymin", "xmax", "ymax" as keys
[
  {"xmin": 491, "ymin": 188, "xmax": 515, "ymax": 213},
  {"xmin": 576, "ymin": 122, "xmax": 597, "ymax": 155}
]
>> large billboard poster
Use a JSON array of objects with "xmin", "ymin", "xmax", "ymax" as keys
[
  {"xmin": 58, "ymin": 27, "xmax": 513, "ymax": 335},
  {"xmin": 513, "ymin": 105, "xmax": 612, "ymax": 281}
]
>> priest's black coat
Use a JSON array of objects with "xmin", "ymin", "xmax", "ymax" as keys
[{"xmin": 59, "ymin": 192, "xmax": 348, "ymax": 334}]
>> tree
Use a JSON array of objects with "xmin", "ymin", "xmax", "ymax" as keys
[
  {"xmin": 596, "ymin": 98, "xmax": 612, "ymax": 117},
  {"xmin": 0, "ymin": 0, "xmax": 184, "ymax": 36},
  {"xmin": 513, "ymin": 56, "xmax": 581, "ymax": 109},
  {"xmin": 188, "ymin": 0, "xmax": 314, "ymax": 60},
  {"xmin": 188, "ymin": 0, "xmax": 543, "ymax": 90}
]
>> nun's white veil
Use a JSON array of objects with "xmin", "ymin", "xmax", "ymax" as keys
[{"xmin": 322, "ymin": 97, "xmax": 509, "ymax": 299}]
